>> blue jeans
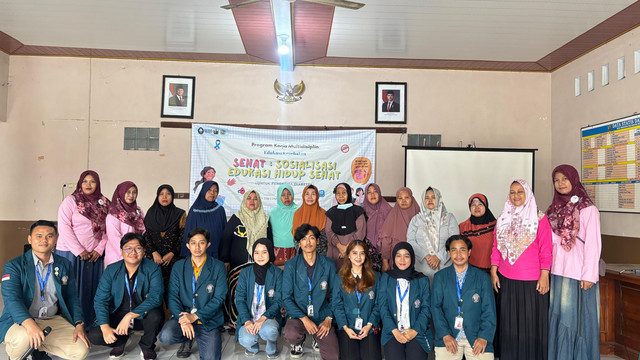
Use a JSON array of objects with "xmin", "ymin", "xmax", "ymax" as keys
[
  {"xmin": 158, "ymin": 319, "xmax": 221, "ymax": 360},
  {"xmin": 238, "ymin": 318, "xmax": 280, "ymax": 355}
]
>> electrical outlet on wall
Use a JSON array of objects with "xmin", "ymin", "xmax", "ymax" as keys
[{"xmin": 63, "ymin": 183, "xmax": 76, "ymax": 189}]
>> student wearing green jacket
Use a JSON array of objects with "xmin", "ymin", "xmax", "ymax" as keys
[
  {"xmin": 157, "ymin": 227, "xmax": 228, "ymax": 360},
  {"xmin": 236, "ymin": 238, "xmax": 282, "ymax": 358},
  {"xmin": 331, "ymin": 240, "xmax": 381, "ymax": 360},
  {"xmin": 282, "ymin": 224, "xmax": 339, "ymax": 360},
  {"xmin": 378, "ymin": 242, "xmax": 433, "ymax": 360},
  {"xmin": 87, "ymin": 233, "xmax": 164, "ymax": 360},
  {"xmin": 432, "ymin": 235, "xmax": 496, "ymax": 360}
]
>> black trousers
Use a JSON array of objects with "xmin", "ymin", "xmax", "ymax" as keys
[
  {"xmin": 383, "ymin": 336, "xmax": 427, "ymax": 360},
  {"xmin": 87, "ymin": 307, "xmax": 164, "ymax": 350},
  {"xmin": 337, "ymin": 329, "xmax": 382, "ymax": 360}
]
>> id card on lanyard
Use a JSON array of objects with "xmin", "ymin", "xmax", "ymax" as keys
[
  {"xmin": 255, "ymin": 284, "xmax": 264, "ymax": 319},
  {"xmin": 354, "ymin": 285, "xmax": 363, "ymax": 331},
  {"xmin": 397, "ymin": 280, "xmax": 409, "ymax": 331},
  {"xmin": 455, "ymin": 272, "xmax": 466, "ymax": 330},
  {"xmin": 125, "ymin": 274, "xmax": 138, "ymax": 328},
  {"xmin": 36, "ymin": 263, "xmax": 51, "ymax": 318},
  {"xmin": 307, "ymin": 271, "xmax": 314, "ymax": 317},
  {"xmin": 191, "ymin": 271, "xmax": 198, "ymax": 314}
]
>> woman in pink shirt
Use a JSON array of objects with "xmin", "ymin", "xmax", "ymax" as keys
[
  {"xmin": 546, "ymin": 165, "xmax": 601, "ymax": 360},
  {"xmin": 490, "ymin": 179, "xmax": 552, "ymax": 360},
  {"xmin": 104, "ymin": 181, "xmax": 146, "ymax": 267},
  {"xmin": 57, "ymin": 170, "xmax": 111, "ymax": 326}
]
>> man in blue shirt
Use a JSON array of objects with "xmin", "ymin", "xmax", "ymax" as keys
[
  {"xmin": 431, "ymin": 235, "xmax": 496, "ymax": 360},
  {"xmin": 0, "ymin": 220, "xmax": 90, "ymax": 360}
]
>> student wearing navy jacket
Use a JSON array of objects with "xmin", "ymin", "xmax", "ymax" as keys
[
  {"xmin": 87, "ymin": 233, "xmax": 164, "ymax": 360},
  {"xmin": 378, "ymin": 242, "xmax": 433, "ymax": 360},
  {"xmin": 331, "ymin": 240, "xmax": 381, "ymax": 360},
  {"xmin": 235, "ymin": 238, "xmax": 282, "ymax": 358},
  {"xmin": 1, "ymin": 220, "xmax": 90, "ymax": 360},
  {"xmin": 282, "ymin": 224, "xmax": 339, "ymax": 360},
  {"xmin": 432, "ymin": 235, "xmax": 496, "ymax": 360},
  {"xmin": 158, "ymin": 227, "xmax": 228, "ymax": 360}
]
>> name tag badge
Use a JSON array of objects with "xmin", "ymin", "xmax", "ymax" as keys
[
  {"xmin": 38, "ymin": 307, "xmax": 48, "ymax": 319},
  {"xmin": 307, "ymin": 304, "xmax": 314, "ymax": 317},
  {"xmin": 454, "ymin": 316, "xmax": 464, "ymax": 330},
  {"xmin": 191, "ymin": 307, "xmax": 198, "ymax": 314},
  {"xmin": 129, "ymin": 318, "xmax": 134, "ymax": 329},
  {"xmin": 354, "ymin": 317, "xmax": 363, "ymax": 331}
]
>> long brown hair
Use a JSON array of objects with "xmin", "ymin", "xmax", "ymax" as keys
[{"xmin": 338, "ymin": 240, "xmax": 375, "ymax": 294}]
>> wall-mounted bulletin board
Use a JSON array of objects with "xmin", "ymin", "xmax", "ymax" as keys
[{"xmin": 581, "ymin": 113, "xmax": 640, "ymax": 213}]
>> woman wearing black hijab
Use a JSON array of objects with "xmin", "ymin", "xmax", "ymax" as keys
[
  {"xmin": 235, "ymin": 238, "xmax": 283, "ymax": 358},
  {"xmin": 378, "ymin": 243, "xmax": 434, "ymax": 360},
  {"xmin": 326, "ymin": 183, "xmax": 367, "ymax": 269},
  {"xmin": 143, "ymin": 184, "xmax": 186, "ymax": 291}
]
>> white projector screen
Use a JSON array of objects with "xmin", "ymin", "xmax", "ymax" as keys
[{"xmin": 405, "ymin": 147, "xmax": 535, "ymax": 225}]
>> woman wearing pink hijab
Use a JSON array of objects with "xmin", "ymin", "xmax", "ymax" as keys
[
  {"xmin": 546, "ymin": 165, "xmax": 601, "ymax": 360},
  {"xmin": 378, "ymin": 187, "xmax": 420, "ymax": 272},
  {"xmin": 104, "ymin": 181, "xmax": 146, "ymax": 267}
]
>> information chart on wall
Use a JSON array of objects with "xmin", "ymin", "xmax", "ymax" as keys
[{"xmin": 581, "ymin": 114, "xmax": 640, "ymax": 213}]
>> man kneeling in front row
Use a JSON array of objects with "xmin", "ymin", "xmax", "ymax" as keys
[
  {"xmin": 87, "ymin": 233, "xmax": 164, "ymax": 360},
  {"xmin": 1, "ymin": 220, "xmax": 90, "ymax": 360}
]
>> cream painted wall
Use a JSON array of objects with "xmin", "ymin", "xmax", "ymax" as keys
[
  {"xmin": 551, "ymin": 28, "xmax": 640, "ymax": 237},
  {"xmin": 0, "ymin": 51, "xmax": 8, "ymax": 122},
  {"xmin": 0, "ymin": 56, "xmax": 552, "ymax": 221}
]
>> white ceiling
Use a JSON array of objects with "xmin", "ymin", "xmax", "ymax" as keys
[{"xmin": 0, "ymin": 0, "xmax": 637, "ymax": 62}]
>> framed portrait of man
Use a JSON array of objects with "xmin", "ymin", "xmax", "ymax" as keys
[
  {"xmin": 375, "ymin": 82, "xmax": 407, "ymax": 124},
  {"xmin": 161, "ymin": 75, "xmax": 195, "ymax": 119}
]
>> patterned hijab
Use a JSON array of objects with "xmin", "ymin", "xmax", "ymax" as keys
[
  {"xmin": 109, "ymin": 181, "xmax": 145, "ymax": 234},
  {"xmin": 72, "ymin": 170, "xmax": 110, "ymax": 241},
  {"xmin": 292, "ymin": 185, "xmax": 327, "ymax": 232},
  {"xmin": 236, "ymin": 190, "xmax": 270, "ymax": 255},
  {"xmin": 418, "ymin": 187, "xmax": 449, "ymax": 253},
  {"xmin": 546, "ymin": 164, "xmax": 594, "ymax": 251},
  {"xmin": 362, "ymin": 183, "xmax": 392, "ymax": 249},
  {"xmin": 496, "ymin": 180, "xmax": 542, "ymax": 265},
  {"xmin": 379, "ymin": 187, "xmax": 421, "ymax": 243},
  {"xmin": 269, "ymin": 184, "xmax": 299, "ymax": 248}
]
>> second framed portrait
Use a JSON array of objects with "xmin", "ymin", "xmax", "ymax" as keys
[
  {"xmin": 375, "ymin": 82, "xmax": 407, "ymax": 124},
  {"xmin": 161, "ymin": 75, "xmax": 195, "ymax": 119}
]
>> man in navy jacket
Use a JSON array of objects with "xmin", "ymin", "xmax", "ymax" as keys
[
  {"xmin": 1, "ymin": 220, "xmax": 90, "ymax": 360},
  {"xmin": 432, "ymin": 235, "xmax": 496, "ymax": 360},
  {"xmin": 87, "ymin": 233, "xmax": 164, "ymax": 360}
]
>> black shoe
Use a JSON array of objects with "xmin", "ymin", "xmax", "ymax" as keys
[
  {"xmin": 109, "ymin": 342, "xmax": 126, "ymax": 360},
  {"xmin": 140, "ymin": 347, "xmax": 157, "ymax": 360},
  {"xmin": 176, "ymin": 340, "xmax": 193, "ymax": 358},
  {"xmin": 31, "ymin": 350, "xmax": 52, "ymax": 360}
]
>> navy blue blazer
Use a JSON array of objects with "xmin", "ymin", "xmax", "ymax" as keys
[
  {"xmin": 431, "ymin": 265, "xmax": 496, "ymax": 351},
  {"xmin": 235, "ymin": 265, "xmax": 283, "ymax": 340},
  {"xmin": 331, "ymin": 272, "xmax": 380, "ymax": 333},
  {"xmin": 94, "ymin": 258, "xmax": 164, "ymax": 326},
  {"xmin": 168, "ymin": 256, "xmax": 228, "ymax": 331},
  {"xmin": 0, "ymin": 250, "xmax": 83, "ymax": 342},
  {"xmin": 378, "ymin": 273, "xmax": 433, "ymax": 353},
  {"xmin": 282, "ymin": 254, "xmax": 336, "ymax": 325}
]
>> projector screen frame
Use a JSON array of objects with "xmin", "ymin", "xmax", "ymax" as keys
[{"xmin": 403, "ymin": 146, "xmax": 537, "ymax": 222}]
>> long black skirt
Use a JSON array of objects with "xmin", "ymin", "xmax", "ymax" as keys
[{"xmin": 496, "ymin": 273, "xmax": 549, "ymax": 360}]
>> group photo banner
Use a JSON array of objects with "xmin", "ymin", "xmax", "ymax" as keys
[{"xmin": 190, "ymin": 124, "xmax": 376, "ymax": 214}]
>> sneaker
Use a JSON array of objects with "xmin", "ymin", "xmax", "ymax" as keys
[
  {"xmin": 312, "ymin": 338, "xmax": 320, "ymax": 352},
  {"xmin": 289, "ymin": 344, "xmax": 304, "ymax": 358},
  {"xmin": 140, "ymin": 348, "xmax": 157, "ymax": 360},
  {"xmin": 267, "ymin": 351, "xmax": 280, "ymax": 359},
  {"xmin": 244, "ymin": 348, "xmax": 258, "ymax": 356},
  {"xmin": 31, "ymin": 350, "xmax": 52, "ymax": 360},
  {"xmin": 109, "ymin": 343, "xmax": 126, "ymax": 360},
  {"xmin": 176, "ymin": 340, "xmax": 193, "ymax": 358}
]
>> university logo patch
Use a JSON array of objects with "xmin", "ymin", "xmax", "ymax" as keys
[
  {"xmin": 61, "ymin": 276, "xmax": 69, "ymax": 286},
  {"xmin": 414, "ymin": 299, "xmax": 421, "ymax": 308},
  {"xmin": 268, "ymin": 289, "xmax": 275, "ymax": 298},
  {"xmin": 368, "ymin": 291, "xmax": 375, "ymax": 300},
  {"xmin": 472, "ymin": 293, "xmax": 480, "ymax": 303},
  {"xmin": 320, "ymin": 281, "xmax": 327, "ymax": 290},
  {"xmin": 206, "ymin": 284, "xmax": 215, "ymax": 293}
]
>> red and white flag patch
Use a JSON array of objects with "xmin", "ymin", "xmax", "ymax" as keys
[{"xmin": 1, "ymin": 274, "xmax": 10, "ymax": 282}]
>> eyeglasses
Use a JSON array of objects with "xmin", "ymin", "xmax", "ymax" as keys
[{"xmin": 123, "ymin": 246, "xmax": 144, "ymax": 254}]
